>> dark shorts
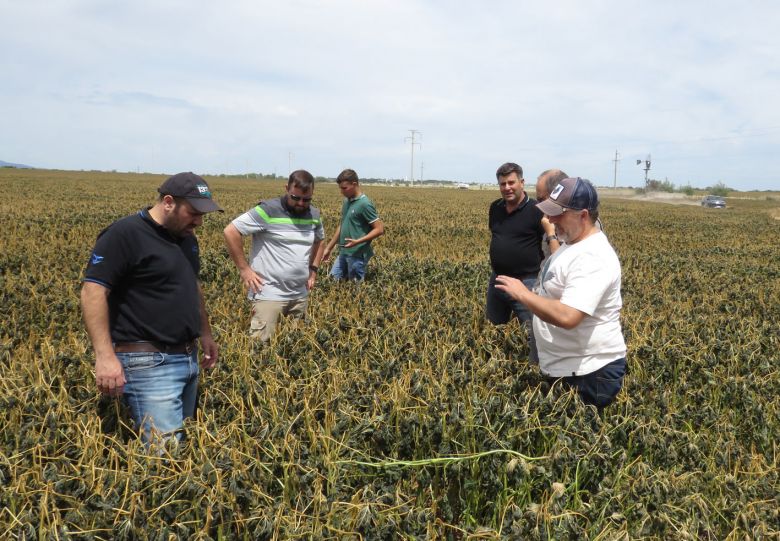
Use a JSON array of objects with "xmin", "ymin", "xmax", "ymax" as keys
[{"xmin": 551, "ymin": 357, "xmax": 626, "ymax": 410}]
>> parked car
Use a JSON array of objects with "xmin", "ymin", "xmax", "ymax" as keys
[{"xmin": 701, "ymin": 195, "xmax": 726, "ymax": 208}]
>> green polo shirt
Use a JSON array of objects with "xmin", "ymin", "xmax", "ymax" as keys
[{"xmin": 338, "ymin": 193, "xmax": 379, "ymax": 257}]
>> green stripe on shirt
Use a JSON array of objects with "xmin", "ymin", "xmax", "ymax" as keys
[{"xmin": 255, "ymin": 206, "xmax": 321, "ymax": 225}]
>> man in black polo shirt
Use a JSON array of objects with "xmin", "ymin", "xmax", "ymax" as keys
[
  {"xmin": 487, "ymin": 162, "xmax": 552, "ymax": 363},
  {"xmin": 81, "ymin": 172, "xmax": 223, "ymax": 444}
]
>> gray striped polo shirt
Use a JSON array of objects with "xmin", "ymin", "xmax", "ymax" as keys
[{"xmin": 232, "ymin": 196, "xmax": 325, "ymax": 301}]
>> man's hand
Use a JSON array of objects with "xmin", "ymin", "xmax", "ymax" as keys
[
  {"xmin": 496, "ymin": 274, "xmax": 586, "ymax": 329},
  {"xmin": 344, "ymin": 237, "xmax": 359, "ymax": 248},
  {"xmin": 307, "ymin": 270, "xmax": 317, "ymax": 290},
  {"xmin": 322, "ymin": 246, "xmax": 333, "ymax": 262},
  {"xmin": 240, "ymin": 267, "xmax": 264, "ymax": 295},
  {"xmin": 494, "ymin": 275, "xmax": 530, "ymax": 303},
  {"xmin": 199, "ymin": 335, "xmax": 218, "ymax": 369},
  {"xmin": 95, "ymin": 353, "xmax": 126, "ymax": 396},
  {"xmin": 541, "ymin": 216, "xmax": 556, "ymax": 237}
]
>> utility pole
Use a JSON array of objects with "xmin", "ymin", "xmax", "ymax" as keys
[
  {"xmin": 288, "ymin": 152, "xmax": 294, "ymax": 175},
  {"xmin": 612, "ymin": 150, "xmax": 620, "ymax": 188},
  {"xmin": 420, "ymin": 161, "xmax": 424, "ymax": 183},
  {"xmin": 404, "ymin": 130, "xmax": 421, "ymax": 186}
]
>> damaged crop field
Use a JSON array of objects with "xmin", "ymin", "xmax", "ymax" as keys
[{"xmin": 0, "ymin": 168, "xmax": 778, "ymax": 540}]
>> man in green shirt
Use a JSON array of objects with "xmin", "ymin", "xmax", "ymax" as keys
[{"xmin": 323, "ymin": 169, "xmax": 384, "ymax": 281}]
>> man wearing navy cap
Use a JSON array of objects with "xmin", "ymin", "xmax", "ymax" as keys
[
  {"xmin": 81, "ymin": 172, "xmax": 223, "ymax": 443},
  {"xmin": 495, "ymin": 177, "xmax": 627, "ymax": 410}
]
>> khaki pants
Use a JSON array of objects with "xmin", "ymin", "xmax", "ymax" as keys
[{"xmin": 250, "ymin": 298, "xmax": 309, "ymax": 343}]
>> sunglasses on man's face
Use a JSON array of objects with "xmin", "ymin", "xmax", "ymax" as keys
[{"xmin": 288, "ymin": 193, "xmax": 313, "ymax": 202}]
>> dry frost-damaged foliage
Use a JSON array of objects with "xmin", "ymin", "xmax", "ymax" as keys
[{"xmin": 0, "ymin": 169, "xmax": 778, "ymax": 540}]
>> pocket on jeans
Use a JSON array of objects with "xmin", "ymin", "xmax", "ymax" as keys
[{"xmin": 120, "ymin": 352, "xmax": 165, "ymax": 372}]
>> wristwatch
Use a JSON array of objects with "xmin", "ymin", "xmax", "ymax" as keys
[
  {"xmin": 548, "ymin": 235, "xmax": 558, "ymax": 242},
  {"xmin": 309, "ymin": 265, "xmax": 319, "ymax": 273}
]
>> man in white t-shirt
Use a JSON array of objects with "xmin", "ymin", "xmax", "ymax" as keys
[{"xmin": 495, "ymin": 177, "xmax": 626, "ymax": 409}]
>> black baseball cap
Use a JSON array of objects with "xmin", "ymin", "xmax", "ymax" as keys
[
  {"xmin": 536, "ymin": 177, "xmax": 598, "ymax": 217},
  {"xmin": 158, "ymin": 172, "xmax": 223, "ymax": 213}
]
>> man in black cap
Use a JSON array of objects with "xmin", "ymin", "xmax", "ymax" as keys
[
  {"xmin": 81, "ymin": 172, "xmax": 223, "ymax": 443},
  {"xmin": 495, "ymin": 177, "xmax": 627, "ymax": 410}
]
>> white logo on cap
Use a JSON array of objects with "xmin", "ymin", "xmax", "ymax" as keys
[
  {"xmin": 197, "ymin": 184, "xmax": 209, "ymax": 194},
  {"xmin": 550, "ymin": 184, "xmax": 565, "ymax": 200}
]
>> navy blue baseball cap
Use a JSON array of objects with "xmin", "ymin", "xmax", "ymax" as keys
[
  {"xmin": 536, "ymin": 177, "xmax": 598, "ymax": 216},
  {"xmin": 158, "ymin": 172, "xmax": 223, "ymax": 213}
]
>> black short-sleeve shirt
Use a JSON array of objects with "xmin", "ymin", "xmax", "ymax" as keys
[
  {"xmin": 488, "ymin": 195, "xmax": 545, "ymax": 278},
  {"xmin": 83, "ymin": 208, "xmax": 201, "ymax": 344}
]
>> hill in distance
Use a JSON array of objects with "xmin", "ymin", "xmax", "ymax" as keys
[{"xmin": 0, "ymin": 159, "xmax": 33, "ymax": 169}]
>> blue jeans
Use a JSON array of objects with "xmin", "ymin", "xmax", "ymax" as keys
[
  {"xmin": 556, "ymin": 357, "xmax": 626, "ymax": 410},
  {"xmin": 486, "ymin": 273, "xmax": 539, "ymax": 362},
  {"xmin": 330, "ymin": 253, "xmax": 371, "ymax": 281},
  {"xmin": 117, "ymin": 351, "xmax": 200, "ymax": 443}
]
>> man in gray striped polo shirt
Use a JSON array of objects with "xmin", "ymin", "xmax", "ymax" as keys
[{"xmin": 223, "ymin": 170, "xmax": 325, "ymax": 343}]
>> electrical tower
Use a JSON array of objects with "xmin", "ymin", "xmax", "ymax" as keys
[
  {"xmin": 612, "ymin": 150, "xmax": 620, "ymax": 188},
  {"xmin": 405, "ymin": 130, "xmax": 421, "ymax": 186}
]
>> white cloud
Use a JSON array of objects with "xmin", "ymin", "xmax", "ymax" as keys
[{"xmin": 1, "ymin": 0, "xmax": 779, "ymax": 188}]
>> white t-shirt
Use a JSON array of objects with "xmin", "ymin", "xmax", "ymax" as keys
[{"xmin": 533, "ymin": 231, "xmax": 626, "ymax": 377}]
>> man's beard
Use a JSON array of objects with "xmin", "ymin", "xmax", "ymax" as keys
[{"xmin": 555, "ymin": 226, "xmax": 570, "ymax": 244}]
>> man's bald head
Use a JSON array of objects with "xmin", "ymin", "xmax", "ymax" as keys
[{"xmin": 536, "ymin": 169, "xmax": 569, "ymax": 201}]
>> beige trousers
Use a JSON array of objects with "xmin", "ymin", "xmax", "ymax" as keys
[{"xmin": 250, "ymin": 298, "xmax": 309, "ymax": 342}]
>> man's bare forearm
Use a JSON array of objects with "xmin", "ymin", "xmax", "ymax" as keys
[
  {"xmin": 223, "ymin": 223, "xmax": 250, "ymax": 271},
  {"xmin": 81, "ymin": 281, "xmax": 114, "ymax": 356}
]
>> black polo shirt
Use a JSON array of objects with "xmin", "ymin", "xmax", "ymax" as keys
[
  {"xmin": 83, "ymin": 208, "xmax": 201, "ymax": 345},
  {"xmin": 488, "ymin": 194, "xmax": 545, "ymax": 278}
]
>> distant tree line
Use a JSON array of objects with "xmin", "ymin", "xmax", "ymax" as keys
[{"xmin": 637, "ymin": 179, "xmax": 732, "ymax": 196}]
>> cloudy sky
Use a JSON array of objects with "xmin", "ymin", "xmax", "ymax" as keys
[{"xmin": 2, "ymin": 1, "xmax": 779, "ymax": 190}]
